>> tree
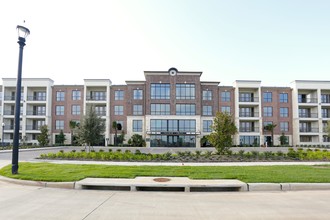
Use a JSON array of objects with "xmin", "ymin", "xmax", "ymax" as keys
[
  {"xmin": 55, "ymin": 130, "xmax": 66, "ymax": 145},
  {"xmin": 69, "ymin": 120, "xmax": 78, "ymax": 146},
  {"xmin": 279, "ymin": 132, "xmax": 288, "ymax": 146},
  {"xmin": 37, "ymin": 125, "xmax": 50, "ymax": 147},
  {"xmin": 76, "ymin": 106, "xmax": 105, "ymax": 149},
  {"xmin": 207, "ymin": 112, "xmax": 237, "ymax": 154},
  {"xmin": 129, "ymin": 134, "xmax": 146, "ymax": 147},
  {"xmin": 264, "ymin": 124, "xmax": 277, "ymax": 147},
  {"xmin": 112, "ymin": 121, "xmax": 118, "ymax": 146}
]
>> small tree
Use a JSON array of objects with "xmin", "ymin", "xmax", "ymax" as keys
[
  {"xmin": 207, "ymin": 112, "xmax": 237, "ymax": 154},
  {"xmin": 112, "ymin": 121, "xmax": 118, "ymax": 146},
  {"xmin": 279, "ymin": 132, "xmax": 288, "ymax": 146},
  {"xmin": 37, "ymin": 125, "xmax": 50, "ymax": 147},
  {"xmin": 130, "ymin": 134, "xmax": 146, "ymax": 147},
  {"xmin": 76, "ymin": 106, "xmax": 105, "ymax": 150},
  {"xmin": 264, "ymin": 124, "xmax": 277, "ymax": 146},
  {"xmin": 55, "ymin": 130, "xmax": 66, "ymax": 145}
]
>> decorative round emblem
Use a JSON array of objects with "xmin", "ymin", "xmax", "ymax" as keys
[{"xmin": 168, "ymin": 67, "xmax": 178, "ymax": 76}]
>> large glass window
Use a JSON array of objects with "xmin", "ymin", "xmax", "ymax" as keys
[
  {"xmin": 115, "ymin": 90, "xmax": 124, "ymax": 100},
  {"xmin": 72, "ymin": 90, "xmax": 81, "ymax": 100},
  {"xmin": 280, "ymin": 107, "xmax": 289, "ymax": 117},
  {"xmin": 133, "ymin": 89, "xmax": 143, "ymax": 100},
  {"xmin": 55, "ymin": 120, "xmax": 64, "ymax": 130},
  {"xmin": 176, "ymin": 84, "xmax": 195, "ymax": 99},
  {"xmin": 114, "ymin": 106, "xmax": 124, "ymax": 115},
  {"xmin": 176, "ymin": 104, "xmax": 196, "ymax": 115},
  {"xmin": 55, "ymin": 106, "xmax": 64, "ymax": 115},
  {"xmin": 263, "ymin": 92, "xmax": 272, "ymax": 102},
  {"xmin": 151, "ymin": 104, "xmax": 170, "ymax": 115},
  {"xmin": 150, "ymin": 119, "xmax": 196, "ymax": 132},
  {"xmin": 280, "ymin": 122, "xmax": 289, "ymax": 132},
  {"xmin": 133, "ymin": 105, "xmax": 143, "ymax": 115},
  {"xmin": 71, "ymin": 105, "xmax": 81, "ymax": 115},
  {"xmin": 56, "ymin": 91, "xmax": 65, "ymax": 101},
  {"xmin": 133, "ymin": 120, "xmax": 142, "ymax": 132},
  {"xmin": 151, "ymin": 84, "xmax": 170, "ymax": 99},
  {"xmin": 203, "ymin": 120, "xmax": 213, "ymax": 132},
  {"xmin": 202, "ymin": 90, "xmax": 212, "ymax": 100},
  {"xmin": 240, "ymin": 136, "xmax": 260, "ymax": 147},
  {"xmin": 221, "ymin": 91, "xmax": 230, "ymax": 102},
  {"xmin": 88, "ymin": 91, "xmax": 106, "ymax": 101},
  {"xmin": 95, "ymin": 106, "xmax": 106, "ymax": 116},
  {"xmin": 203, "ymin": 106, "xmax": 212, "ymax": 116},
  {"xmin": 279, "ymin": 93, "xmax": 288, "ymax": 103},
  {"xmin": 263, "ymin": 107, "xmax": 273, "ymax": 117}
]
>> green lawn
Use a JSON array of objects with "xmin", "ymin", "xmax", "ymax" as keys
[{"xmin": 0, "ymin": 162, "xmax": 330, "ymax": 183}]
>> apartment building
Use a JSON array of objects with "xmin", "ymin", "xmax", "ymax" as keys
[{"xmin": 0, "ymin": 69, "xmax": 329, "ymax": 147}]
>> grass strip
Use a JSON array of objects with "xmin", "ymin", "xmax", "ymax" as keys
[{"xmin": 0, "ymin": 162, "xmax": 330, "ymax": 183}]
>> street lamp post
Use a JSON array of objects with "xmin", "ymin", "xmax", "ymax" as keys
[{"xmin": 12, "ymin": 25, "xmax": 30, "ymax": 174}]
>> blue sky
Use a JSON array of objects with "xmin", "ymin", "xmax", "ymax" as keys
[{"xmin": 1, "ymin": 0, "xmax": 329, "ymax": 87}]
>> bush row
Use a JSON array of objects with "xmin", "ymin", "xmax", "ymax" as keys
[{"xmin": 39, "ymin": 148, "xmax": 330, "ymax": 162}]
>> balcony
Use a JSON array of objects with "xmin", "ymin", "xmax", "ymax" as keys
[
  {"xmin": 3, "ymin": 111, "xmax": 23, "ymax": 116},
  {"xmin": 3, "ymin": 125, "xmax": 21, "ymax": 130},
  {"xmin": 298, "ymin": 98, "xmax": 318, "ymax": 104},
  {"xmin": 26, "ymin": 111, "xmax": 46, "ymax": 116},
  {"xmin": 26, "ymin": 125, "xmax": 41, "ymax": 131},
  {"xmin": 299, "ymin": 113, "xmax": 318, "ymax": 118},
  {"xmin": 299, "ymin": 128, "xmax": 319, "ymax": 133},
  {"xmin": 239, "ymin": 112, "xmax": 259, "ymax": 117},
  {"xmin": 239, "ymin": 127, "xmax": 259, "ymax": 132},
  {"xmin": 86, "ymin": 96, "xmax": 106, "ymax": 101},
  {"xmin": 239, "ymin": 97, "xmax": 259, "ymax": 102},
  {"xmin": 95, "ymin": 111, "xmax": 106, "ymax": 116},
  {"xmin": 27, "ymin": 96, "xmax": 46, "ymax": 101}
]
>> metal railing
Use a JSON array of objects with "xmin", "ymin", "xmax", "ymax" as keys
[
  {"xmin": 298, "ymin": 98, "xmax": 318, "ymax": 103},
  {"xmin": 27, "ymin": 96, "xmax": 46, "ymax": 101},
  {"xmin": 299, "ymin": 113, "xmax": 318, "ymax": 118},
  {"xmin": 26, "ymin": 111, "xmax": 46, "ymax": 116},
  {"xmin": 239, "ymin": 112, "xmax": 259, "ymax": 117},
  {"xmin": 299, "ymin": 128, "xmax": 319, "ymax": 132},
  {"xmin": 239, "ymin": 97, "xmax": 259, "ymax": 102},
  {"xmin": 239, "ymin": 127, "xmax": 259, "ymax": 132},
  {"xmin": 86, "ymin": 96, "xmax": 106, "ymax": 101}
]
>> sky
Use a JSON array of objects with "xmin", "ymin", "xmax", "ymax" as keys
[{"xmin": 1, "ymin": 0, "xmax": 330, "ymax": 87}]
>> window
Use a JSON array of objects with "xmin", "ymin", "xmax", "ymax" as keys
[
  {"xmin": 176, "ymin": 104, "xmax": 196, "ymax": 115},
  {"xmin": 133, "ymin": 89, "xmax": 143, "ymax": 100},
  {"xmin": 151, "ymin": 84, "xmax": 170, "ymax": 99},
  {"xmin": 133, "ymin": 120, "xmax": 142, "ymax": 132},
  {"xmin": 150, "ymin": 119, "xmax": 196, "ymax": 132},
  {"xmin": 239, "ymin": 93, "xmax": 255, "ymax": 102},
  {"xmin": 321, "ymin": 94, "xmax": 330, "ymax": 103},
  {"xmin": 280, "ymin": 107, "xmax": 289, "ymax": 117},
  {"xmin": 221, "ymin": 106, "xmax": 231, "ymax": 114},
  {"xmin": 33, "ymin": 91, "xmax": 46, "ymax": 101},
  {"xmin": 202, "ymin": 90, "xmax": 212, "ymax": 100},
  {"xmin": 280, "ymin": 122, "xmax": 289, "ymax": 132},
  {"xmin": 176, "ymin": 84, "xmax": 195, "ymax": 99},
  {"xmin": 72, "ymin": 90, "xmax": 81, "ymax": 100},
  {"xmin": 263, "ymin": 92, "xmax": 272, "ymax": 102},
  {"xmin": 221, "ymin": 91, "xmax": 230, "ymax": 102},
  {"xmin": 203, "ymin": 120, "xmax": 213, "ymax": 132},
  {"xmin": 115, "ymin": 90, "xmax": 124, "ymax": 100},
  {"xmin": 89, "ymin": 91, "xmax": 106, "ymax": 101},
  {"xmin": 56, "ymin": 91, "xmax": 65, "ymax": 101},
  {"xmin": 95, "ymin": 106, "xmax": 106, "ymax": 116},
  {"xmin": 114, "ymin": 106, "xmax": 124, "ymax": 115},
  {"xmin": 263, "ymin": 107, "xmax": 273, "ymax": 117},
  {"xmin": 151, "ymin": 104, "xmax": 170, "ymax": 115},
  {"xmin": 55, "ymin": 120, "xmax": 64, "ymax": 130},
  {"xmin": 133, "ymin": 105, "xmax": 143, "ymax": 115},
  {"xmin": 71, "ymin": 105, "xmax": 81, "ymax": 115},
  {"xmin": 55, "ymin": 106, "xmax": 64, "ymax": 115},
  {"xmin": 279, "ymin": 93, "xmax": 288, "ymax": 103},
  {"xmin": 202, "ymin": 106, "xmax": 212, "ymax": 116}
]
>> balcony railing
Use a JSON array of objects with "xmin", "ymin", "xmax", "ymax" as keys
[
  {"xmin": 26, "ymin": 125, "xmax": 42, "ymax": 130},
  {"xmin": 322, "ymin": 113, "xmax": 330, "ymax": 118},
  {"xmin": 86, "ymin": 96, "xmax": 106, "ymax": 101},
  {"xmin": 95, "ymin": 111, "xmax": 106, "ymax": 116},
  {"xmin": 26, "ymin": 111, "xmax": 46, "ymax": 116},
  {"xmin": 239, "ymin": 127, "xmax": 259, "ymax": 132},
  {"xmin": 299, "ymin": 128, "xmax": 319, "ymax": 133},
  {"xmin": 27, "ymin": 96, "xmax": 46, "ymax": 101},
  {"xmin": 299, "ymin": 113, "xmax": 318, "ymax": 118},
  {"xmin": 298, "ymin": 98, "xmax": 318, "ymax": 103},
  {"xmin": 3, "ymin": 125, "xmax": 21, "ymax": 130},
  {"xmin": 239, "ymin": 97, "xmax": 259, "ymax": 102},
  {"xmin": 239, "ymin": 112, "xmax": 259, "ymax": 117},
  {"xmin": 3, "ymin": 111, "xmax": 23, "ymax": 116}
]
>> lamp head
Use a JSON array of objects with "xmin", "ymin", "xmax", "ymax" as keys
[{"xmin": 16, "ymin": 25, "xmax": 30, "ymax": 39}]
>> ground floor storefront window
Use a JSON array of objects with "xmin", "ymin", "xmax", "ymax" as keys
[
  {"xmin": 150, "ymin": 135, "xmax": 196, "ymax": 147},
  {"xmin": 240, "ymin": 136, "xmax": 260, "ymax": 147}
]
